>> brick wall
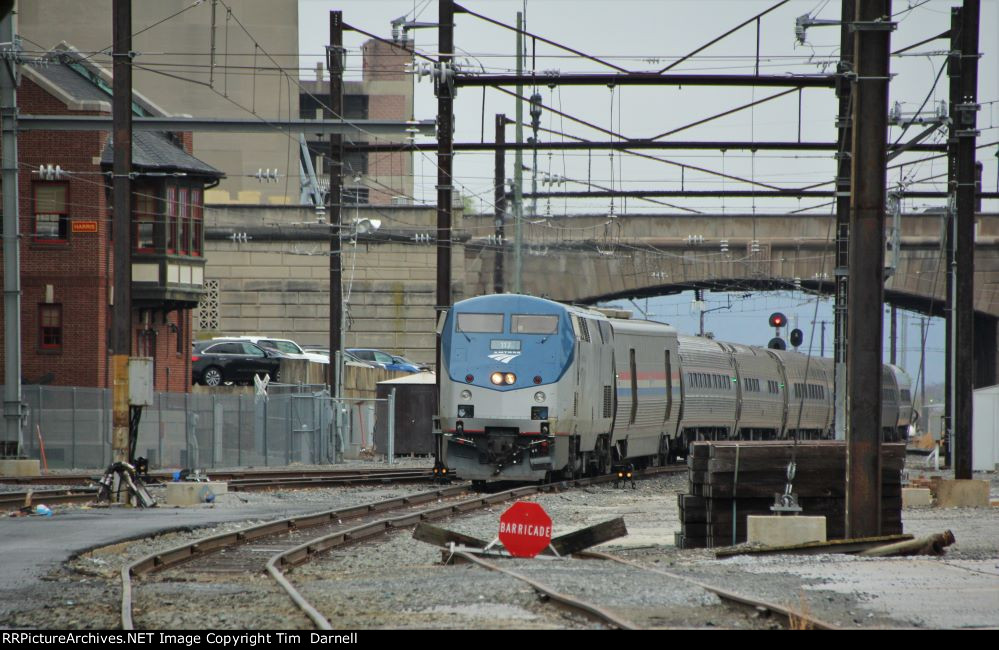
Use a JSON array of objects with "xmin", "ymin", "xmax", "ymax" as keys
[{"xmin": 0, "ymin": 77, "xmax": 194, "ymax": 391}]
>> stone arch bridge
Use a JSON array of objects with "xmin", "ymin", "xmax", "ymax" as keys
[{"xmin": 461, "ymin": 212, "xmax": 999, "ymax": 386}]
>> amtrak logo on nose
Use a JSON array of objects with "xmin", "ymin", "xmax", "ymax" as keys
[{"xmin": 488, "ymin": 352, "xmax": 520, "ymax": 363}]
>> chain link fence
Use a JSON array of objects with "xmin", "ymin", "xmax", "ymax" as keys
[{"xmin": 5, "ymin": 384, "xmax": 394, "ymax": 471}]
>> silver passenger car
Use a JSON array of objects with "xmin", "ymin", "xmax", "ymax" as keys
[{"xmin": 768, "ymin": 350, "xmax": 834, "ymax": 437}]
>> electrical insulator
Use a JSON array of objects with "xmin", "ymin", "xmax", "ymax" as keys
[
  {"xmin": 37, "ymin": 164, "xmax": 64, "ymax": 180},
  {"xmin": 255, "ymin": 168, "xmax": 279, "ymax": 183}
]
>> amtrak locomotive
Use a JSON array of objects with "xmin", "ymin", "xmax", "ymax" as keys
[{"xmin": 436, "ymin": 294, "xmax": 913, "ymax": 483}]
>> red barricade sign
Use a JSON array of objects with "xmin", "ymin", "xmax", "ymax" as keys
[{"xmin": 498, "ymin": 501, "xmax": 552, "ymax": 558}]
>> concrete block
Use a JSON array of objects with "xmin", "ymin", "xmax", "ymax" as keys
[
  {"xmin": 747, "ymin": 515, "xmax": 826, "ymax": 547},
  {"xmin": 935, "ymin": 479, "xmax": 990, "ymax": 508},
  {"xmin": 0, "ymin": 459, "xmax": 41, "ymax": 477},
  {"xmin": 164, "ymin": 481, "xmax": 229, "ymax": 506},
  {"xmin": 903, "ymin": 487, "xmax": 933, "ymax": 508}
]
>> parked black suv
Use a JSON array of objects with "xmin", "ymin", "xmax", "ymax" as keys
[{"xmin": 192, "ymin": 339, "xmax": 284, "ymax": 386}]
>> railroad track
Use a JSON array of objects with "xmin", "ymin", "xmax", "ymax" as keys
[
  {"xmin": 446, "ymin": 546, "xmax": 838, "ymax": 630},
  {"xmin": 121, "ymin": 466, "xmax": 684, "ymax": 629},
  {"xmin": 0, "ymin": 468, "xmax": 435, "ymax": 511},
  {"xmin": 579, "ymin": 550, "xmax": 839, "ymax": 630},
  {"xmin": 0, "ymin": 488, "xmax": 97, "ymax": 511},
  {"xmin": 0, "ymin": 466, "xmax": 433, "ymax": 486}
]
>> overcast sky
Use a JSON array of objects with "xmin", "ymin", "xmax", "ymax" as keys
[
  {"xmin": 298, "ymin": 0, "xmax": 999, "ymax": 390},
  {"xmin": 299, "ymin": 0, "xmax": 998, "ymax": 213}
]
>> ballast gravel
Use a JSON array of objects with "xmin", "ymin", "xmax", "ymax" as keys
[{"xmin": 1, "ymin": 457, "xmax": 996, "ymax": 630}]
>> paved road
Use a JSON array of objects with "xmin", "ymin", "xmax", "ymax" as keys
[{"xmin": 0, "ymin": 501, "xmax": 323, "ymax": 622}]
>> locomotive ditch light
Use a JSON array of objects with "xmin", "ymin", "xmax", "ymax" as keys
[
  {"xmin": 534, "ymin": 391, "xmax": 546, "ymax": 403},
  {"xmin": 461, "ymin": 389, "xmax": 472, "ymax": 400}
]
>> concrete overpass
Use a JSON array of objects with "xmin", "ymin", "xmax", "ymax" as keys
[{"xmin": 462, "ymin": 211, "xmax": 999, "ymax": 386}]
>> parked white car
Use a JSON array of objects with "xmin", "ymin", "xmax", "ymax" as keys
[{"xmin": 213, "ymin": 336, "xmax": 329, "ymax": 364}]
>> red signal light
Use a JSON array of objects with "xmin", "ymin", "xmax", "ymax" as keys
[{"xmin": 769, "ymin": 312, "xmax": 787, "ymax": 328}]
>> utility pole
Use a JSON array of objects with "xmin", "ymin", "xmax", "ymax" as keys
[
  {"xmin": 832, "ymin": 0, "xmax": 855, "ymax": 442},
  {"xmin": 890, "ymin": 305, "xmax": 897, "ymax": 365},
  {"xmin": 494, "ymin": 114, "xmax": 507, "ymax": 293},
  {"xmin": 328, "ymin": 11, "xmax": 343, "ymax": 395},
  {"xmin": 920, "ymin": 316, "xmax": 928, "ymax": 417},
  {"xmin": 953, "ymin": 0, "xmax": 979, "ymax": 480},
  {"xmin": 900, "ymin": 310, "xmax": 908, "ymax": 372},
  {"xmin": 436, "ymin": 0, "xmax": 455, "ymax": 361},
  {"xmin": 1, "ymin": 7, "xmax": 22, "ymax": 456},
  {"xmin": 529, "ymin": 91, "xmax": 542, "ymax": 224},
  {"xmin": 111, "ymin": 0, "xmax": 133, "ymax": 467},
  {"xmin": 944, "ymin": 6, "xmax": 960, "ymax": 468},
  {"xmin": 820, "ymin": 320, "xmax": 826, "ymax": 357},
  {"xmin": 433, "ymin": 0, "xmax": 455, "ymax": 471},
  {"xmin": 845, "ymin": 0, "xmax": 892, "ymax": 539},
  {"xmin": 512, "ymin": 11, "xmax": 524, "ymax": 294}
]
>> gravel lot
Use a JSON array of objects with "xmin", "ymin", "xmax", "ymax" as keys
[{"xmin": 2, "ymin": 457, "xmax": 996, "ymax": 630}]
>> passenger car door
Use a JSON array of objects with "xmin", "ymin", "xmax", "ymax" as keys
[
  {"xmin": 239, "ymin": 342, "xmax": 272, "ymax": 379},
  {"xmin": 373, "ymin": 351, "xmax": 396, "ymax": 369}
]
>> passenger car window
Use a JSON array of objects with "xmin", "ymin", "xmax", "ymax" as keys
[
  {"xmin": 266, "ymin": 340, "xmax": 301, "ymax": 354},
  {"xmin": 512, "ymin": 314, "xmax": 558, "ymax": 334},
  {"xmin": 208, "ymin": 343, "xmax": 241, "ymax": 354},
  {"xmin": 242, "ymin": 343, "xmax": 266, "ymax": 357},
  {"xmin": 457, "ymin": 313, "xmax": 503, "ymax": 332}
]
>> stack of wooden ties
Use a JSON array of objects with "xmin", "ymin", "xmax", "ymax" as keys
[{"xmin": 677, "ymin": 441, "xmax": 905, "ymax": 549}]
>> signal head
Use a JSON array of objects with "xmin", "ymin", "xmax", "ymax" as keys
[{"xmin": 769, "ymin": 312, "xmax": 787, "ymax": 328}]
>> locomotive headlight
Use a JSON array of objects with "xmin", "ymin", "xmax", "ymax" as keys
[
  {"xmin": 534, "ymin": 391, "xmax": 546, "ymax": 403},
  {"xmin": 490, "ymin": 372, "xmax": 504, "ymax": 385},
  {"xmin": 460, "ymin": 389, "xmax": 472, "ymax": 400},
  {"xmin": 504, "ymin": 372, "xmax": 516, "ymax": 385}
]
